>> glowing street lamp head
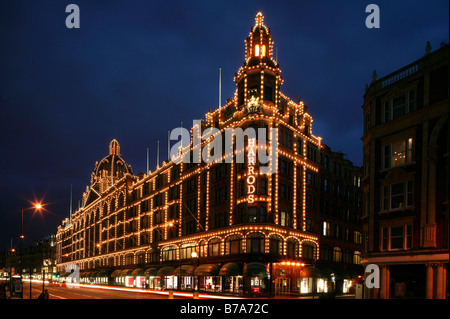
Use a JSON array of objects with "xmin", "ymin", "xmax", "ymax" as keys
[{"xmin": 35, "ymin": 203, "xmax": 42, "ymax": 210}]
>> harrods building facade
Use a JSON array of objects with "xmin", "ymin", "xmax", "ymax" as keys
[{"xmin": 56, "ymin": 13, "xmax": 363, "ymax": 296}]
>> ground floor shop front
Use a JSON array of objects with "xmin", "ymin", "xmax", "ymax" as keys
[
  {"xmin": 61, "ymin": 261, "xmax": 361, "ymax": 297},
  {"xmin": 362, "ymin": 251, "xmax": 448, "ymax": 299}
]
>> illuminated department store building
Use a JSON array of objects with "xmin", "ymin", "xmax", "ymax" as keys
[{"xmin": 56, "ymin": 13, "xmax": 363, "ymax": 296}]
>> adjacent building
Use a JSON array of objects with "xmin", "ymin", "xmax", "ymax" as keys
[
  {"xmin": 56, "ymin": 12, "xmax": 363, "ymax": 297},
  {"xmin": 361, "ymin": 42, "xmax": 449, "ymax": 299}
]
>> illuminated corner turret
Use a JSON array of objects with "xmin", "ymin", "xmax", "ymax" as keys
[{"xmin": 234, "ymin": 12, "xmax": 283, "ymax": 109}]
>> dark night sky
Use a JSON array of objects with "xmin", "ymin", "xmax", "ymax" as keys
[{"xmin": 0, "ymin": 1, "xmax": 448, "ymax": 250}]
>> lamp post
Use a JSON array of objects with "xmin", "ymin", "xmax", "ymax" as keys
[
  {"xmin": 20, "ymin": 203, "xmax": 43, "ymax": 299},
  {"xmin": 191, "ymin": 251, "xmax": 198, "ymax": 292}
]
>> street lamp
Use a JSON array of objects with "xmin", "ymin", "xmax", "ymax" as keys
[
  {"xmin": 20, "ymin": 202, "xmax": 44, "ymax": 299},
  {"xmin": 191, "ymin": 251, "xmax": 198, "ymax": 292}
]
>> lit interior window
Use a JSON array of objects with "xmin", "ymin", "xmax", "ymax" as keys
[
  {"xmin": 262, "ymin": 45, "xmax": 266, "ymax": 57},
  {"xmin": 255, "ymin": 44, "xmax": 260, "ymax": 57}
]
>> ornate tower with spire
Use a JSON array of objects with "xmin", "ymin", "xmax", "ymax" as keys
[{"xmin": 235, "ymin": 12, "xmax": 283, "ymax": 110}]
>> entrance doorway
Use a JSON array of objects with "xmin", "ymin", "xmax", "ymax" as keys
[{"xmin": 275, "ymin": 278, "xmax": 290, "ymax": 295}]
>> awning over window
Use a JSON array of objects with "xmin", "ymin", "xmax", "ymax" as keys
[
  {"xmin": 111, "ymin": 270, "xmax": 122, "ymax": 278},
  {"xmin": 300, "ymin": 265, "xmax": 323, "ymax": 278},
  {"xmin": 145, "ymin": 268, "xmax": 158, "ymax": 276},
  {"xmin": 320, "ymin": 267, "xmax": 335, "ymax": 278},
  {"xmin": 121, "ymin": 269, "xmax": 133, "ymax": 277},
  {"xmin": 347, "ymin": 269, "xmax": 363, "ymax": 279},
  {"xmin": 157, "ymin": 266, "xmax": 175, "ymax": 276},
  {"xmin": 131, "ymin": 268, "xmax": 145, "ymax": 276},
  {"xmin": 219, "ymin": 263, "xmax": 242, "ymax": 276},
  {"xmin": 174, "ymin": 265, "xmax": 194, "ymax": 276},
  {"xmin": 243, "ymin": 262, "xmax": 268, "ymax": 278},
  {"xmin": 95, "ymin": 270, "xmax": 112, "ymax": 277},
  {"xmin": 333, "ymin": 268, "xmax": 350, "ymax": 279},
  {"xmin": 194, "ymin": 264, "xmax": 220, "ymax": 276}
]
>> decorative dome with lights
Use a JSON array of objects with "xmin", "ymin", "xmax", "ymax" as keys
[{"xmin": 90, "ymin": 139, "xmax": 133, "ymax": 193}]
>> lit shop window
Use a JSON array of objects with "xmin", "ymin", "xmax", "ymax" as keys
[
  {"xmin": 383, "ymin": 138, "xmax": 415, "ymax": 168},
  {"xmin": 317, "ymin": 279, "xmax": 328, "ymax": 293},
  {"xmin": 382, "ymin": 180, "xmax": 413, "ymax": 211},
  {"xmin": 381, "ymin": 225, "xmax": 412, "ymax": 251}
]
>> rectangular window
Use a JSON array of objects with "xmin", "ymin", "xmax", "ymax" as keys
[
  {"xmin": 382, "ymin": 180, "xmax": 414, "ymax": 211},
  {"xmin": 408, "ymin": 91, "xmax": 415, "ymax": 113},
  {"xmin": 390, "ymin": 226, "xmax": 404, "ymax": 249},
  {"xmin": 297, "ymin": 139, "xmax": 303, "ymax": 155},
  {"xmin": 392, "ymin": 96, "xmax": 405, "ymax": 119},
  {"xmin": 280, "ymin": 211, "xmax": 291, "ymax": 227},
  {"xmin": 384, "ymin": 101, "xmax": 390, "ymax": 122},
  {"xmin": 391, "ymin": 183, "xmax": 405, "ymax": 209},
  {"xmin": 260, "ymin": 179, "xmax": 268, "ymax": 195},
  {"xmin": 383, "ymin": 138, "xmax": 414, "ymax": 169},
  {"xmin": 248, "ymin": 207, "xmax": 257, "ymax": 223},
  {"xmin": 280, "ymin": 184, "xmax": 287, "ymax": 200},
  {"xmin": 306, "ymin": 193, "xmax": 314, "ymax": 209},
  {"xmin": 381, "ymin": 224, "xmax": 413, "ymax": 251},
  {"xmin": 323, "ymin": 221, "xmax": 330, "ymax": 236},
  {"xmin": 392, "ymin": 140, "xmax": 406, "ymax": 166}
]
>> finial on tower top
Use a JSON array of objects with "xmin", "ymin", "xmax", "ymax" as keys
[
  {"xmin": 255, "ymin": 12, "xmax": 264, "ymax": 27},
  {"xmin": 109, "ymin": 139, "xmax": 120, "ymax": 156}
]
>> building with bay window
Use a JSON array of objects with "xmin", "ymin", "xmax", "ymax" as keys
[
  {"xmin": 56, "ymin": 12, "xmax": 363, "ymax": 297},
  {"xmin": 361, "ymin": 42, "xmax": 449, "ymax": 299}
]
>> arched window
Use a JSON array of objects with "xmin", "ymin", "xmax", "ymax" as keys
[
  {"xmin": 286, "ymin": 238, "xmax": 299, "ymax": 258},
  {"xmin": 353, "ymin": 251, "xmax": 361, "ymax": 265},
  {"xmin": 225, "ymin": 235, "xmax": 242, "ymax": 255},
  {"xmin": 125, "ymin": 254, "xmax": 134, "ymax": 265},
  {"xmin": 269, "ymin": 235, "xmax": 283, "ymax": 255},
  {"xmin": 208, "ymin": 238, "xmax": 221, "ymax": 257},
  {"xmin": 162, "ymin": 246, "xmax": 177, "ymax": 261},
  {"xmin": 320, "ymin": 245, "xmax": 332, "ymax": 261},
  {"xmin": 255, "ymin": 44, "xmax": 260, "ymax": 57},
  {"xmin": 261, "ymin": 45, "xmax": 266, "ymax": 57},
  {"xmin": 136, "ymin": 252, "xmax": 145, "ymax": 264},
  {"xmin": 198, "ymin": 240, "xmax": 207, "ymax": 258},
  {"xmin": 147, "ymin": 249, "xmax": 159, "ymax": 264},
  {"xmin": 302, "ymin": 242, "xmax": 316, "ymax": 259},
  {"xmin": 343, "ymin": 250, "xmax": 352, "ymax": 264},
  {"xmin": 246, "ymin": 232, "xmax": 265, "ymax": 254},
  {"xmin": 333, "ymin": 247, "xmax": 342, "ymax": 263},
  {"xmin": 180, "ymin": 243, "xmax": 197, "ymax": 259}
]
